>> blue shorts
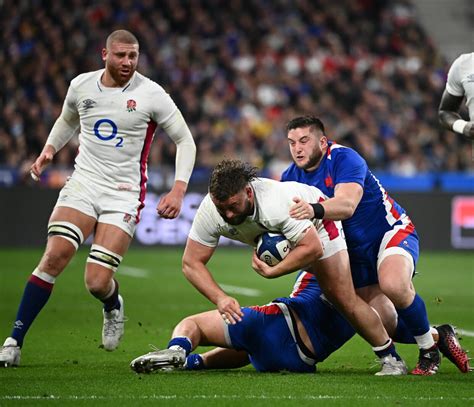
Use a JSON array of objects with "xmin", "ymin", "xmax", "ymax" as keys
[
  {"xmin": 225, "ymin": 303, "xmax": 316, "ymax": 373},
  {"xmin": 349, "ymin": 217, "xmax": 420, "ymax": 288}
]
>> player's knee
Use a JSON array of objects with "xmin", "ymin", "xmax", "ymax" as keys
[
  {"xmin": 40, "ymin": 249, "xmax": 73, "ymax": 274},
  {"xmin": 85, "ymin": 245, "xmax": 122, "ymax": 294},
  {"xmin": 85, "ymin": 273, "xmax": 110, "ymax": 297},
  {"xmin": 378, "ymin": 276, "xmax": 410, "ymax": 304}
]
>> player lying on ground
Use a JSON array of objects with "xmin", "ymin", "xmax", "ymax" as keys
[{"xmin": 130, "ymin": 271, "xmax": 470, "ymax": 374}]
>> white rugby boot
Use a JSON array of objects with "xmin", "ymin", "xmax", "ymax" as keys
[
  {"xmin": 102, "ymin": 295, "xmax": 125, "ymax": 351},
  {"xmin": 375, "ymin": 355, "xmax": 408, "ymax": 376},
  {"xmin": 130, "ymin": 348, "xmax": 186, "ymax": 373},
  {"xmin": 0, "ymin": 337, "xmax": 21, "ymax": 367}
]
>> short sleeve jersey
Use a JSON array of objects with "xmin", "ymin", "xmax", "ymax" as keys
[
  {"xmin": 188, "ymin": 178, "xmax": 326, "ymax": 248},
  {"xmin": 62, "ymin": 69, "xmax": 177, "ymax": 192},
  {"xmin": 446, "ymin": 53, "xmax": 474, "ymax": 120},
  {"xmin": 281, "ymin": 143, "xmax": 407, "ymax": 251}
]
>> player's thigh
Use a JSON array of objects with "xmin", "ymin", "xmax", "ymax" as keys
[
  {"xmin": 39, "ymin": 206, "xmax": 97, "ymax": 275},
  {"xmin": 313, "ymin": 249, "xmax": 357, "ymax": 302},
  {"xmin": 188, "ymin": 310, "xmax": 228, "ymax": 347},
  {"xmin": 378, "ymin": 254, "xmax": 415, "ymax": 296}
]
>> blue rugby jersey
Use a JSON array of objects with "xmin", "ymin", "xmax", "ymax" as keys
[{"xmin": 281, "ymin": 142, "xmax": 407, "ymax": 255}]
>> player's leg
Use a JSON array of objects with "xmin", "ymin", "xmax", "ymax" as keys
[
  {"xmin": 131, "ymin": 309, "xmax": 230, "ymax": 373},
  {"xmin": 187, "ymin": 348, "xmax": 251, "ymax": 370},
  {"xmin": 0, "ymin": 207, "xmax": 96, "ymax": 367},
  {"xmin": 313, "ymin": 249, "xmax": 406, "ymax": 375},
  {"xmin": 85, "ymin": 222, "xmax": 131, "ymax": 351},
  {"xmin": 377, "ymin": 223, "xmax": 440, "ymax": 375}
]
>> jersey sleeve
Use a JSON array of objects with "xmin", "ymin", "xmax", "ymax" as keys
[
  {"xmin": 332, "ymin": 148, "xmax": 366, "ymax": 187},
  {"xmin": 262, "ymin": 184, "xmax": 315, "ymax": 246},
  {"xmin": 187, "ymin": 195, "xmax": 220, "ymax": 247},
  {"xmin": 61, "ymin": 83, "xmax": 80, "ymax": 124},
  {"xmin": 150, "ymin": 83, "xmax": 178, "ymax": 125},
  {"xmin": 446, "ymin": 56, "xmax": 464, "ymax": 97}
]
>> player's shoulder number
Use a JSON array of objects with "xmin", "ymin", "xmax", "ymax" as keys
[{"xmin": 94, "ymin": 118, "xmax": 123, "ymax": 148}]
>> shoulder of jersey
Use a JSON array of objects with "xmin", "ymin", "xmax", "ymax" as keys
[
  {"xmin": 134, "ymin": 72, "xmax": 169, "ymax": 95},
  {"xmin": 70, "ymin": 70, "xmax": 102, "ymax": 88}
]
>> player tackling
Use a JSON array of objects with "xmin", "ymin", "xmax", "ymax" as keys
[{"xmin": 177, "ymin": 159, "xmax": 409, "ymax": 375}]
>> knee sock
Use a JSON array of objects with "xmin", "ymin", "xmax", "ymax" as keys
[
  {"xmin": 372, "ymin": 339, "xmax": 402, "ymax": 361},
  {"xmin": 10, "ymin": 268, "xmax": 55, "ymax": 347},
  {"xmin": 393, "ymin": 317, "xmax": 417, "ymax": 344},
  {"xmin": 185, "ymin": 354, "xmax": 205, "ymax": 370},
  {"xmin": 396, "ymin": 294, "xmax": 435, "ymax": 350},
  {"xmin": 168, "ymin": 336, "xmax": 192, "ymax": 356},
  {"xmin": 101, "ymin": 279, "xmax": 120, "ymax": 312}
]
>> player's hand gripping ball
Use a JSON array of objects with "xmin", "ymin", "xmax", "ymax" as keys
[{"xmin": 256, "ymin": 232, "xmax": 291, "ymax": 266}]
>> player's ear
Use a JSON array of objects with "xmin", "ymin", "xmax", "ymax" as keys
[
  {"xmin": 245, "ymin": 185, "xmax": 253, "ymax": 199},
  {"xmin": 101, "ymin": 48, "xmax": 108, "ymax": 62},
  {"xmin": 320, "ymin": 134, "xmax": 328, "ymax": 149}
]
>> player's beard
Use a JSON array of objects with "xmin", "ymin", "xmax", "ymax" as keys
[
  {"xmin": 110, "ymin": 65, "xmax": 135, "ymax": 86},
  {"xmin": 224, "ymin": 197, "xmax": 253, "ymax": 225},
  {"xmin": 298, "ymin": 148, "xmax": 323, "ymax": 171}
]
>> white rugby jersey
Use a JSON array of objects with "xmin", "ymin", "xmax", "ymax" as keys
[
  {"xmin": 62, "ymin": 69, "xmax": 177, "ymax": 192},
  {"xmin": 189, "ymin": 178, "xmax": 330, "ymax": 248},
  {"xmin": 446, "ymin": 53, "xmax": 474, "ymax": 120}
]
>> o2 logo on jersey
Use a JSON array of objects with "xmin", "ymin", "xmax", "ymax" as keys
[{"xmin": 94, "ymin": 118, "xmax": 123, "ymax": 148}]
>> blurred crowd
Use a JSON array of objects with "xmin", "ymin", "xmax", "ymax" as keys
[{"xmin": 1, "ymin": 0, "xmax": 473, "ymax": 186}]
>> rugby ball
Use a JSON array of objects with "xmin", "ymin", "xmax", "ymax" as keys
[{"xmin": 256, "ymin": 232, "xmax": 291, "ymax": 266}]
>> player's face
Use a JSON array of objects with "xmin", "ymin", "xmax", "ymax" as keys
[
  {"xmin": 287, "ymin": 127, "xmax": 327, "ymax": 171},
  {"xmin": 102, "ymin": 41, "xmax": 139, "ymax": 86},
  {"xmin": 212, "ymin": 186, "xmax": 254, "ymax": 225}
]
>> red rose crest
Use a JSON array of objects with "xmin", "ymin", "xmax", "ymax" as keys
[{"xmin": 126, "ymin": 99, "xmax": 137, "ymax": 112}]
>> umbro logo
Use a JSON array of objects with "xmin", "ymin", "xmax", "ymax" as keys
[
  {"xmin": 83, "ymin": 99, "xmax": 97, "ymax": 110},
  {"xmin": 14, "ymin": 320, "xmax": 24, "ymax": 330},
  {"xmin": 467, "ymin": 74, "xmax": 474, "ymax": 82}
]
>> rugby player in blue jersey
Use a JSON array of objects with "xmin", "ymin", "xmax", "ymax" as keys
[
  {"xmin": 281, "ymin": 115, "xmax": 469, "ymax": 375},
  {"xmin": 130, "ymin": 271, "xmax": 464, "ymax": 374}
]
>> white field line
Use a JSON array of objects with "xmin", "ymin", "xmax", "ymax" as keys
[
  {"xmin": 119, "ymin": 266, "xmax": 150, "ymax": 278},
  {"xmin": 1, "ymin": 395, "xmax": 473, "ymax": 401},
  {"xmin": 458, "ymin": 328, "xmax": 474, "ymax": 338},
  {"xmin": 219, "ymin": 284, "xmax": 262, "ymax": 297}
]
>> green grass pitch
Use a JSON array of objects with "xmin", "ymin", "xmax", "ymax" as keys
[{"xmin": 0, "ymin": 248, "xmax": 473, "ymax": 406}]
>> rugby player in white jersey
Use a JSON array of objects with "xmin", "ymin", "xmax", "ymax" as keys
[
  {"xmin": 174, "ymin": 159, "xmax": 407, "ymax": 375},
  {"xmin": 439, "ymin": 52, "xmax": 474, "ymax": 139},
  {"xmin": 0, "ymin": 30, "xmax": 196, "ymax": 367}
]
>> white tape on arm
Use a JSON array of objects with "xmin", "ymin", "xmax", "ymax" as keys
[{"xmin": 452, "ymin": 119, "xmax": 468, "ymax": 134}]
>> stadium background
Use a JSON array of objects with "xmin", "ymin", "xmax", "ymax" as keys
[
  {"xmin": 1, "ymin": 0, "xmax": 473, "ymax": 249},
  {"xmin": 0, "ymin": 0, "xmax": 473, "ymax": 404}
]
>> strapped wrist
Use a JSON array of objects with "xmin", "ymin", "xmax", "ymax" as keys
[{"xmin": 310, "ymin": 203, "xmax": 325, "ymax": 219}]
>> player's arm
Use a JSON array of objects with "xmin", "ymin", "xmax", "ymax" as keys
[
  {"xmin": 252, "ymin": 226, "xmax": 323, "ymax": 279},
  {"xmin": 438, "ymin": 90, "xmax": 474, "ymax": 139},
  {"xmin": 199, "ymin": 347, "xmax": 251, "ymax": 369},
  {"xmin": 157, "ymin": 110, "xmax": 197, "ymax": 219},
  {"xmin": 182, "ymin": 238, "xmax": 243, "ymax": 324},
  {"xmin": 30, "ymin": 87, "xmax": 80, "ymax": 180},
  {"xmin": 290, "ymin": 182, "xmax": 363, "ymax": 221}
]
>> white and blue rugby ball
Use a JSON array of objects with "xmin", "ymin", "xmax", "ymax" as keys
[{"xmin": 256, "ymin": 232, "xmax": 291, "ymax": 266}]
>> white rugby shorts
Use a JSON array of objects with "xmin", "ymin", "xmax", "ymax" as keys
[
  {"xmin": 54, "ymin": 173, "xmax": 141, "ymax": 237},
  {"xmin": 315, "ymin": 218, "xmax": 347, "ymax": 259}
]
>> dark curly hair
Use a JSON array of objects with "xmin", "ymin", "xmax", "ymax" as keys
[
  {"xmin": 209, "ymin": 159, "xmax": 258, "ymax": 202},
  {"xmin": 286, "ymin": 115, "xmax": 325, "ymax": 134}
]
